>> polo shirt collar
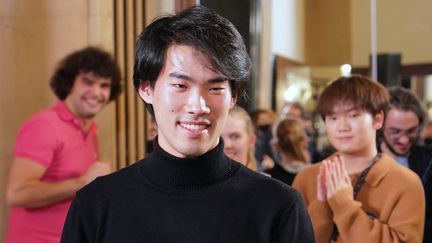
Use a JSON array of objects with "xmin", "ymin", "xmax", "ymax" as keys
[{"xmin": 53, "ymin": 101, "xmax": 97, "ymax": 132}]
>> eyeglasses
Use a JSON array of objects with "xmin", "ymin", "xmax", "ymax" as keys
[{"xmin": 385, "ymin": 126, "xmax": 420, "ymax": 140}]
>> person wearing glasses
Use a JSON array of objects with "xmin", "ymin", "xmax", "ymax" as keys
[
  {"xmin": 379, "ymin": 86, "xmax": 432, "ymax": 179},
  {"xmin": 293, "ymin": 76, "xmax": 425, "ymax": 243}
]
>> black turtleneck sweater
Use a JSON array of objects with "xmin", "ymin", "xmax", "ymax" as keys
[{"xmin": 61, "ymin": 139, "xmax": 315, "ymax": 243}]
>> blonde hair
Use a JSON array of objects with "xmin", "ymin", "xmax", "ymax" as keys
[
  {"xmin": 275, "ymin": 118, "xmax": 308, "ymax": 163},
  {"xmin": 228, "ymin": 106, "xmax": 257, "ymax": 171}
]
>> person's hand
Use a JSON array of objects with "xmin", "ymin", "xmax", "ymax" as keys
[
  {"xmin": 82, "ymin": 161, "xmax": 112, "ymax": 185},
  {"xmin": 261, "ymin": 154, "xmax": 275, "ymax": 169},
  {"xmin": 324, "ymin": 155, "xmax": 351, "ymax": 199},
  {"xmin": 317, "ymin": 161, "xmax": 327, "ymax": 202}
]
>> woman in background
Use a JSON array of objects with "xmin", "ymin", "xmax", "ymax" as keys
[
  {"xmin": 222, "ymin": 106, "xmax": 258, "ymax": 171},
  {"xmin": 266, "ymin": 118, "xmax": 311, "ymax": 185}
]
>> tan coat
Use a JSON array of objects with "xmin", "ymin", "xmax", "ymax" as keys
[{"xmin": 293, "ymin": 153, "xmax": 425, "ymax": 243}]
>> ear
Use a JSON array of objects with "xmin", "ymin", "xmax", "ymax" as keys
[
  {"xmin": 374, "ymin": 111, "xmax": 384, "ymax": 130},
  {"xmin": 248, "ymin": 133, "xmax": 257, "ymax": 149},
  {"xmin": 229, "ymin": 95, "xmax": 237, "ymax": 109},
  {"xmin": 138, "ymin": 81, "xmax": 153, "ymax": 104}
]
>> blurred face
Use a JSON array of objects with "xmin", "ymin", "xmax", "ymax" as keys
[
  {"xmin": 222, "ymin": 115, "xmax": 255, "ymax": 165},
  {"xmin": 64, "ymin": 71, "xmax": 111, "ymax": 121},
  {"xmin": 324, "ymin": 103, "xmax": 383, "ymax": 157},
  {"xmin": 382, "ymin": 108, "xmax": 420, "ymax": 156},
  {"xmin": 280, "ymin": 104, "xmax": 302, "ymax": 120},
  {"xmin": 139, "ymin": 45, "xmax": 236, "ymax": 158}
]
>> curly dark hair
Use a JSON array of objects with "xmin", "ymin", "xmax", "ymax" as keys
[
  {"xmin": 50, "ymin": 46, "xmax": 122, "ymax": 101},
  {"xmin": 133, "ymin": 6, "xmax": 251, "ymax": 116}
]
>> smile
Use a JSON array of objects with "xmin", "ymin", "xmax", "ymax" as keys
[{"xmin": 179, "ymin": 122, "xmax": 210, "ymax": 132}]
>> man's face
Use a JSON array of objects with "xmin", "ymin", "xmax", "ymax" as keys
[
  {"xmin": 280, "ymin": 105, "xmax": 302, "ymax": 120},
  {"xmin": 382, "ymin": 108, "xmax": 420, "ymax": 156},
  {"xmin": 64, "ymin": 71, "xmax": 111, "ymax": 120},
  {"xmin": 324, "ymin": 103, "xmax": 383, "ymax": 156},
  {"xmin": 139, "ymin": 45, "xmax": 236, "ymax": 158}
]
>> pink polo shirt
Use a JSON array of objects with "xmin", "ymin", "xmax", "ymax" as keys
[{"xmin": 6, "ymin": 101, "xmax": 99, "ymax": 243}]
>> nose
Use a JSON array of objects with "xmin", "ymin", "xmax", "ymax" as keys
[
  {"xmin": 185, "ymin": 89, "xmax": 210, "ymax": 115},
  {"xmin": 398, "ymin": 134, "xmax": 410, "ymax": 144},
  {"xmin": 337, "ymin": 117, "xmax": 350, "ymax": 132},
  {"xmin": 89, "ymin": 83, "xmax": 102, "ymax": 95},
  {"xmin": 223, "ymin": 137, "xmax": 232, "ymax": 147}
]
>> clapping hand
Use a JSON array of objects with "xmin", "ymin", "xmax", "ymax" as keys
[{"xmin": 317, "ymin": 155, "xmax": 352, "ymax": 202}]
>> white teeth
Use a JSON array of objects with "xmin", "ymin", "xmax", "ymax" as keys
[{"xmin": 181, "ymin": 123, "xmax": 207, "ymax": 131}]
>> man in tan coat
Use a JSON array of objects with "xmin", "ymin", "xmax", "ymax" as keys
[{"xmin": 293, "ymin": 75, "xmax": 425, "ymax": 243}]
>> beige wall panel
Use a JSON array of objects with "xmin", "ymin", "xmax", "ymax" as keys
[
  {"xmin": 89, "ymin": 0, "xmax": 117, "ymax": 165},
  {"xmin": 350, "ymin": 0, "xmax": 372, "ymax": 67},
  {"xmin": 351, "ymin": 0, "xmax": 432, "ymax": 66},
  {"xmin": 305, "ymin": 0, "xmax": 351, "ymax": 65},
  {"xmin": 376, "ymin": 0, "xmax": 432, "ymax": 64}
]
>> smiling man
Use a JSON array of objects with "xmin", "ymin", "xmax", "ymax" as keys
[
  {"xmin": 293, "ymin": 76, "xmax": 425, "ymax": 243},
  {"xmin": 380, "ymin": 86, "xmax": 432, "ymax": 179},
  {"xmin": 5, "ymin": 47, "xmax": 122, "ymax": 243},
  {"xmin": 61, "ymin": 6, "xmax": 315, "ymax": 243}
]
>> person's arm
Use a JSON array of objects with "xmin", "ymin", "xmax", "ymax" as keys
[
  {"xmin": 292, "ymin": 166, "xmax": 334, "ymax": 243},
  {"xmin": 60, "ymin": 196, "xmax": 92, "ymax": 243},
  {"xmin": 275, "ymin": 193, "xmax": 316, "ymax": 243},
  {"xmin": 329, "ymin": 185, "xmax": 424, "ymax": 243},
  {"xmin": 6, "ymin": 156, "xmax": 111, "ymax": 208},
  {"xmin": 326, "ymin": 157, "xmax": 425, "ymax": 243}
]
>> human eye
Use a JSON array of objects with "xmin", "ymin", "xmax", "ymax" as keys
[
  {"xmin": 230, "ymin": 133, "xmax": 240, "ymax": 140},
  {"xmin": 82, "ymin": 77, "xmax": 94, "ymax": 85},
  {"xmin": 389, "ymin": 128, "xmax": 401, "ymax": 136},
  {"xmin": 172, "ymin": 83, "xmax": 187, "ymax": 90},
  {"xmin": 407, "ymin": 127, "xmax": 420, "ymax": 136},
  {"xmin": 325, "ymin": 115, "xmax": 337, "ymax": 121},
  {"xmin": 100, "ymin": 82, "xmax": 111, "ymax": 89},
  {"xmin": 348, "ymin": 112, "xmax": 359, "ymax": 118},
  {"xmin": 209, "ymin": 85, "xmax": 226, "ymax": 94}
]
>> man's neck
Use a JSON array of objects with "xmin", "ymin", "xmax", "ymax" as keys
[
  {"xmin": 63, "ymin": 100, "xmax": 94, "ymax": 133},
  {"xmin": 340, "ymin": 150, "xmax": 379, "ymax": 174},
  {"xmin": 380, "ymin": 140, "xmax": 410, "ymax": 159},
  {"xmin": 81, "ymin": 118, "xmax": 93, "ymax": 132}
]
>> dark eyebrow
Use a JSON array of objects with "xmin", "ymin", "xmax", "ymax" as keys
[{"xmin": 168, "ymin": 72, "xmax": 228, "ymax": 83}]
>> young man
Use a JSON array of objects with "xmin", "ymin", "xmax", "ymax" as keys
[
  {"xmin": 5, "ymin": 47, "xmax": 122, "ymax": 243},
  {"xmin": 293, "ymin": 76, "xmax": 425, "ymax": 243},
  {"xmin": 61, "ymin": 6, "xmax": 315, "ymax": 243},
  {"xmin": 379, "ymin": 86, "xmax": 432, "ymax": 179}
]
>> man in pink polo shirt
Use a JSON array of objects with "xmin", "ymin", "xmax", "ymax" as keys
[{"xmin": 5, "ymin": 47, "xmax": 122, "ymax": 243}]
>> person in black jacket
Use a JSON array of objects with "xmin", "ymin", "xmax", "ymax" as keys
[
  {"xmin": 379, "ymin": 86, "xmax": 432, "ymax": 179},
  {"xmin": 60, "ymin": 6, "xmax": 315, "ymax": 243}
]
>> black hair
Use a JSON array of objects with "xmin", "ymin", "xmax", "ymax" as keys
[
  {"xmin": 50, "ymin": 46, "xmax": 122, "ymax": 101},
  {"xmin": 133, "ymin": 6, "xmax": 251, "ymax": 116}
]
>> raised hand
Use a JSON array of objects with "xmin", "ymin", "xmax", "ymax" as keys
[{"xmin": 324, "ymin": 155, "xmax": 352, "ymax": 199}]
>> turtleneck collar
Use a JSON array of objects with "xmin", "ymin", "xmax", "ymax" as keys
[{"xmin": 138, "ymin": 137, "xmax": 240, "ymax": 193}]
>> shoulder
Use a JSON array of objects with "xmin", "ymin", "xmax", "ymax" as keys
[
  {"xmin": 18, "ymin": 106, "xmax": 60, "ymax": 132},
  {"xmin": 379, "ymin": 154, "xmax": 423, "ymax": 188},
  {"xmin": 76, "ymin": 162, "xmax": 141, "ymax": 201},
  {"xmin": 410, "ymin": 144, "xmax": 432, "ymax": 159},
  {"xmin": 235, "ymin": 167, "xmax": 304, "ymax": 204},
  {"xmin": 293, "ymin": 163, "xmax": 320, "ymax": 185}
]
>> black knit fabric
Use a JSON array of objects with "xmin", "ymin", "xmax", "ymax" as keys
[{"xmin": 61, "ymin": 138, "xmax": 315, "ymax": 243}]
